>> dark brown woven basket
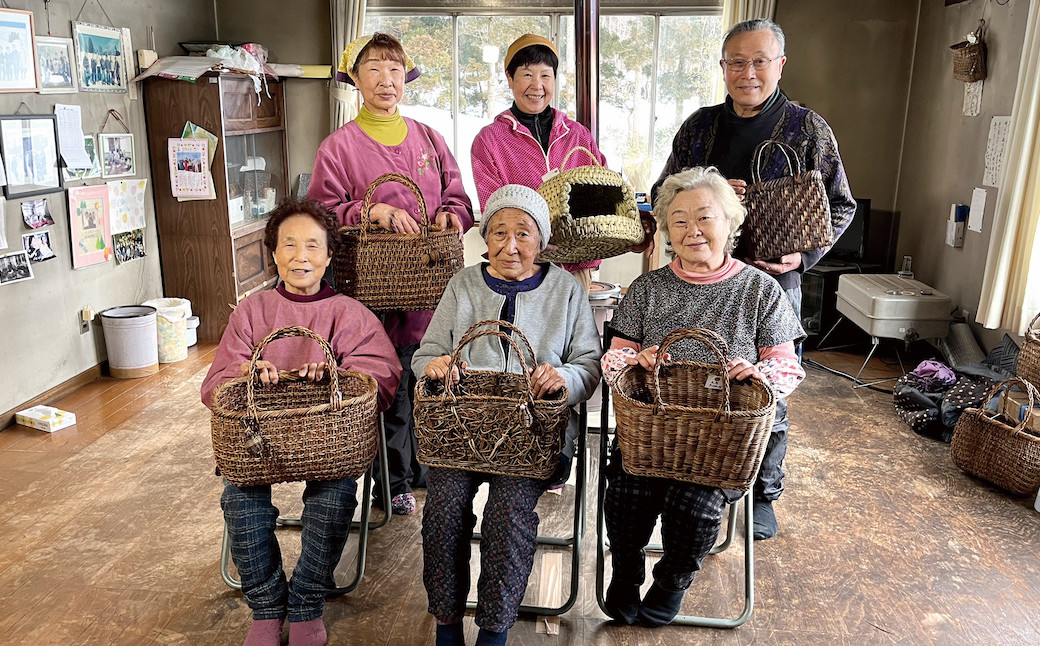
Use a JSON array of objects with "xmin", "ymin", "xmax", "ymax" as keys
[
  {"xmin": 414, "ymin": 319, "xmax": 569, "ymax": 479},
  {"xmin": 743, "ymin": 140, "xmax": 833, "ymax": 261},
  {"xmin": 951, "ymin": 21, "xmax": 987, "ymax": 83},
  {"xmin": 334, "ymin": 172, "xmax": 463, "ymax": 311},
  {"xmin": 951, "ymin": 378, "xmax": 1040, "ymax": 495},
  {"xmin": 210, "ymin": 326, "xmax": 379, "ymax": 487},
  {"xmin": 1017, "ymin": 312, "xmax": 1040, "ymax": 392},
  {"xmin": 612, "ymin": 328, "xmax": 776, "ymax": 490},
  {"xmin": 537, "ymin": 146, "xmax": 644, "ymax": 264}
]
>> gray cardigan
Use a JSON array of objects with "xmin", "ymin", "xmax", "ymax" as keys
[{"xmin": 413, "ymin": 263, "xmax": 602, "ymax": 410}]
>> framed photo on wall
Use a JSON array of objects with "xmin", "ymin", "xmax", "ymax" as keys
[
  {"xmin": 99, "ymin": 133, "xmax": 135, "ymax": 178},
  {"xmin": 72, "ymin": 21, "xmax": 126, "ymax": 93},
  {"xmin": 0, "ymin": 8, "xmax": 39, "ymax": 92},
  {"xmin": 68, "ymin": 184, "xmax": 112, "ymax": 269},
  {"xmin": 0, "ymin": 115, "xmax": 63, "ymax": 198},
  {"xmin": 35, "ymin": 36, "xmax": 77, "ymax": 94}
]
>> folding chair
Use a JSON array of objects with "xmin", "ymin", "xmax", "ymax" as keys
[
  {"xmin": 220, "ymin": 413, "xmax": 392, "ymax": 595},
  {"xmin": 465, "ymin": 402, "xmax": 588, "ymax": 616},
  {"xmin": 593, "ymin": 348, "xmax": 755, "ymax": 628}
]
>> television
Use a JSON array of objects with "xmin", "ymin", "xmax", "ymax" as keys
[{"xmin": 828, "ymin": 198, "xmax": 870, "ymax": 261}]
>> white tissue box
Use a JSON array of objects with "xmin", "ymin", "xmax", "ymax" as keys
[{"xmin": 15, "ymin": 405, "xmax": 77, "ymax": 432}]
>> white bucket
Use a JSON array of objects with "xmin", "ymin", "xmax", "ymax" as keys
[
  {"xmin": 101, "ymin": 306, "xmax": 159, "ymax": 379},
  {"xmin": 186, "ymin": 315, "xmax": 200, "ymax": 347},
  {"xmin": 143, "ymin": 298, "xmax": 191, "ymax": 363}
]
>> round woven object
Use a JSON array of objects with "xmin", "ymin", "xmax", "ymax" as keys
[
  {"xmin": 537, "ymin": 146, "xmax": 643, "ymax": 264},
  {"xmin": 1016, "ymin": 312, "xmax": 1040, "ymax": 392},
  {"xmin": 611, "ymin": 328, "xmax": 776, "ymax": 490},
  {"xmin": 334, "ymin": 172, "xmax": 463, "ymax": 311},
  {"xmin": 951, "ymin": 378, "xmax": 1040, "ymax": 496},
  {"xmin": 414, "ymin": 320, "xmax": 569, "ymax": 479},
  {"xmin": 210, "ymin": 326, "xmax": 379, "ymax": 487}
]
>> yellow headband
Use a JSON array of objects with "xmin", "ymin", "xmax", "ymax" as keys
[
  {"xmin": 337, "ymin": 34, "xmax": 419, "ymax": 85},
  {"xmin": 504, "ymin": 34, "xmax": 559, "ymax": 73}
]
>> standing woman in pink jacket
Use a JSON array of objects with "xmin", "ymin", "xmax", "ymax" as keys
[{"xmin": 308, "ymin": 33, "xmax": 474, "ymax": 517}]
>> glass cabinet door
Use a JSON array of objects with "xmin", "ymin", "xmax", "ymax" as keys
[{"xmin": 224, "ymin": 131, "xmax": 287, "ymax": 229}]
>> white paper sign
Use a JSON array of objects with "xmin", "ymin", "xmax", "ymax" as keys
[
  {"xmin": 968, "ymin": 188, "xmax": 987, "ymax": 233},
  {"xmin": 963, "ymin": 80, "xmax": 983, "ymax": 117},
  {"xmin": 983, "ymin": 116, "xmax": 1011, "ymax": 187},
  {"xmin": 54, "ymin": 104, "xmax": 93, "ymax": 169}
]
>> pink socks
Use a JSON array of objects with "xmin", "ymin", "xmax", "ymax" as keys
[
  {"xmin": 289, "ymin": 617, "xmax": 327, "ymax": 646},
  {"xmin": 243, "ymin": 618, "xmax": 283, "ymax": 646}
]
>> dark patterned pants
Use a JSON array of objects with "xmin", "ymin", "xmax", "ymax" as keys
[
  {"xmin": 221, "ymin": 477, "xmax": 357, "ymax": 622},
  {"xmin": 422, "ymin": 467, "xmax": 545, "ymax": 632},
  {"xmin": 603, "ymin": 453, "xmax": 738, "ymax": 590}
]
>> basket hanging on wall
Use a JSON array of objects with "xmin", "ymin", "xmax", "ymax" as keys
[{"xmin": 950, "ymin": 19, "xmax": 987, "ymax": 83}]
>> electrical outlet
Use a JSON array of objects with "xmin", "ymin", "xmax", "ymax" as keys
[{"xmin": 79, "ymin": 307, "xmax": 93, "ymax": 334}]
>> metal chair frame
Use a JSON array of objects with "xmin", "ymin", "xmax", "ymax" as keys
[
  {"xmin": 220, "ymin": 414, "xmax": 392, "ymax": 595},
  {"xmin": 593, "ymin": 348, "xmax": 755, "ymax": 628},
  {"xmin": 464, "ymin": 403, "xmax": 588, "ymax": 617}
]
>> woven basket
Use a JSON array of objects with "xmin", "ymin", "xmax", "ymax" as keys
[
  {"xmin": 1017, "ymin": 312, "xmax": 1040, "ymax": 392},
  {"xmin": 210, "ymin": 326, "xmax": 379, "ymax": 487},
  {"xmin": 951, "ymin": 21, "xmax": 987, "ymax": 83},
  {"xmin": 537, "ymin": 146, "xmax": 644, "ymax": 264},
  {"xmin": 414, "ymin": 320, "xmax": 570, "ymax": 479},
  {"xmin": 950, "ymin": 378, "xmax": 1040, "ymax": 495},
  {"xmin": 612, "ymin": 328, "xmax": 776, "ymax": 490},
  {"xmin": 334, "ymin": 172, "xmax": 463, "ymax": 311},
  {"xmin": 743, "ymin": 140, "xmax": 833, "ymax": 261}
]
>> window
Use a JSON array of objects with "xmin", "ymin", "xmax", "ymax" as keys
[{"xmin": 364, "ymin": 4, "xmax": 722, "ymax": 209}]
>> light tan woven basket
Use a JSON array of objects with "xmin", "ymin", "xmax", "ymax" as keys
[
  {"xmin": 743, "ymin": 140, "xmax": 833, "ymax": 261},
  {"xmin": 950, "ymin": 378, "xmax": 1040, "ymax": 496},
  {"xmin": 334, "ymin": 172, "xmax": 463, "ymax": 311},
  {"xmin": 414, "ymin": 320, "xmax": 569, "ymax": 479},
  {"xmin": 1017, "ymin": 312, "xmax": 1040, "ymax": 392},
  {"xmin": 612, "ymin": 328, "xmax": 776, "ymax": 490},
  {"xmin": 210, "ymin": 326, "xmax": 379, "ymax": 487},
  {"xmin": 537, "ymin": 146, "xmax": 644, "ymax": 264}
]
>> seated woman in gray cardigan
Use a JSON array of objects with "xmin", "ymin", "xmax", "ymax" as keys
[{"xmin": 413, "ymin": 184, "xmax": 601, "ymax": 646}]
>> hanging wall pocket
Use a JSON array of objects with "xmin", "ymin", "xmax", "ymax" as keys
[{"xmin": 951, "ymin": 19, "xmax": 987, "ymax": 83}]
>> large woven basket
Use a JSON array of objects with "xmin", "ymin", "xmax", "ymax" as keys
[
  {"xmin": 951, "ymin": 20, "xmax": 987, "ymax": 83},
  {"xmin": 950, "ymin": 378, "xmax": 1040, "ymax": 496},
  {"xmin": 334, "ymin": 172, "xmax": 463, "ymax": 311},
  {"xmin": 612, "ymin": 328, "xmax": 776, "ymax": 490},
  {"xmin": 743, "ymin": 140, "xmax": 833, "ymax": 261},
  {"xmin": 210, "ymin": 326, "xmax": 379, "ymax": 487},
  {"xmin": 537, "ymin": 146, "xmax": 644, "ymax": 264},
  {"xmin": 1016, "ymin": 312, "xmax": 1040, "ymax": 392},
  {"xmin": 414, "ymin": 320, "xmax": 569, "ymax": 479}
]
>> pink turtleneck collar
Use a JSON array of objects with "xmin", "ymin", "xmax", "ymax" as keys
[{"xmin": 669, "ymin": 255, "xmax": 745, "ymax": 285}]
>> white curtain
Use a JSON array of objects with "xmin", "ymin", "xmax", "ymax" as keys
[
  {"xmin": 715, "ymin": 0, "xmax": 778, "ymax": 102},
  {"xmin": 976, "ymin": 0, "xmax": 1040, "ymax": 335},
  {"xmin": 330, "ymin": 0, "xmax": 368, "ymax": 131}
]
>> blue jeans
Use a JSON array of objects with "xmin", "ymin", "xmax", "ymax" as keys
[{"xmin": 221, "ymin": 477, "xmax": 358, "ymax": 622}]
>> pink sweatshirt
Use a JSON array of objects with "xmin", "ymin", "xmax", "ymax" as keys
[
  {"xmin": 307, "ymin": 119, "xmax": 474, "ymax": 346},
  {"xmin": 471, "ymin": 108, "xmax": 608, "ymax": 271},
  {"xmin": 201, "ymin": 286, "xmax": 402, "ymax": 411}
]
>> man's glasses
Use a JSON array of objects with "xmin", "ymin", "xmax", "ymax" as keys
[{"xmin": 721, "ymin": 56, "xmax": 782, "ymax": 73}]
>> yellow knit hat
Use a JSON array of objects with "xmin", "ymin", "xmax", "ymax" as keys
[
  {"xmin": 504, "ymin": 34, "xmax": 559, "ymax": 73},
  {"xmin": 337, "ymin": 34, "xmax": 420, "ymax": 86}
]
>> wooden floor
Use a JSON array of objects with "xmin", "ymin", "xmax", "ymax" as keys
[{"xmin": 1, "ymin": 343, "xmax": 1039, "ymax": 645}]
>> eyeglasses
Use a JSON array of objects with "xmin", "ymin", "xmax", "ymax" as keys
[{"xmin": 721, "ymin": 56, "xmax": 782, "ymax": 73}]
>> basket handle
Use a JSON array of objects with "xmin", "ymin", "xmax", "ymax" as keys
[
  {"xmin": 245, "ymin": 325, "xmax": 342, "ymax": 416},
  {"xmin": 651, "ymin": 328, "xmax": 732, "ymax": 419},
  {"xmin": 1026, "ymin": 311, "xmax": 1040, "ymax": 336},
  {"xmin": 453, "ymin": 319, "xmax": 538, "ymax": 366},
  {"xmin": 558, "ymin": 146, "xmax": 602, "ymax": 170},
  {"xmin": 357, "ymin": 172, "xmax": 431, "ymax": 245},
  {"xmin": 445, "ymin": 325, "xmax": 537, "ymax": 397},
  {"xmin": 750, "ymin": 139, "xmax": 802, "ymax": 184},
  {"xmin": 981, "ymin": 377, "xmax": 1039, "ymax": 436}
]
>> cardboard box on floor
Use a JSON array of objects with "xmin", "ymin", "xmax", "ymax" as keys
[{"xmin": 1002, "ymin": 390, "xmax": 1040, "ymax": 433}]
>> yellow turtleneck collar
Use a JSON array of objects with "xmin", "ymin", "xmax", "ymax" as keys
[{"xmin": 354, "ymin": 104, "xmax": 408, "ymax": 146}]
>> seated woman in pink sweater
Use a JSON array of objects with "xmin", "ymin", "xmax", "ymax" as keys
[{"xmin": 201, "ymin": 198, "xmax": 401, "ymax": 646}]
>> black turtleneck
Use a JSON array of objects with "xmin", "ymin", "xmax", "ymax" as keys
[
  {"xmin": 707, "ymin": 87, "xmax": 787, "ymax": 183},
  {"xmin": 510, "ymin": 103, "xmax": 553, "ymax": 153}
]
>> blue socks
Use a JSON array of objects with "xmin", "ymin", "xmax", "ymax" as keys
[
  {"xmin": 435, "ymin": 622, "xmax": 465, "ymax": 646},
  {"xmin": 474, "ymin": 628, "xmax": 508, "ymax": 646}
]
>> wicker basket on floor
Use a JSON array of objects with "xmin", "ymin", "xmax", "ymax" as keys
[
  {"xmin": 414, "ymin": 320, "xmax": 569, "ymax": 479},
  {"xmin": 210, "ymin": 326, "xmax": 379, "ymax": 487},
  {"xmin": 611, "ymin": 328, "xmax": 776, "ymax": 490},
  {"xmin": 334, "ymin": 172, "xmax": 463, "ymax": 311},
  {"xmin": 1016, "ymin": 312, "xmax": 1040, "ymax": 392},
  {"xmin": 951, "ymin": 378, "xmax": 1040, "ymax": 496},
  {"xmin": 536, "ymin": 146, "xmax": 644, "ymax": 264}
]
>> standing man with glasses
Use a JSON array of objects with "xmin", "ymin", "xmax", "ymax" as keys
[{"xmin": 652, "ymin": 18, "xmax": 855, "ymax": 541}]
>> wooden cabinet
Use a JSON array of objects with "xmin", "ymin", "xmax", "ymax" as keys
[{"xmin": 142, "ymin": 74, "xmax": 288, "ymax": 342}]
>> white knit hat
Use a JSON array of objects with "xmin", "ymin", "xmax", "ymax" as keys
[{"xmin": 480, "ymin": 184, "xmax": 552, "ymax": 250}]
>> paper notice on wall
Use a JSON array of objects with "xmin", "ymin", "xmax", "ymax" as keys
[
  {"xmin": 54, "ymin": 104, "xmax": 93, "ymax": 169},
  {"xmin": 108, "ymin": 179, "xmax": 149, "ymax": 234},
  {"xmin": 968, "ymin": 187, "xmax": 987, "ymax": 233},
  {"xmin": 962, "ymin": 80, "xmax": 983, "ymax": 117},
  {"xmin": 983, "ymin": 116, "xmax": 1011, "ymax": 187}
]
